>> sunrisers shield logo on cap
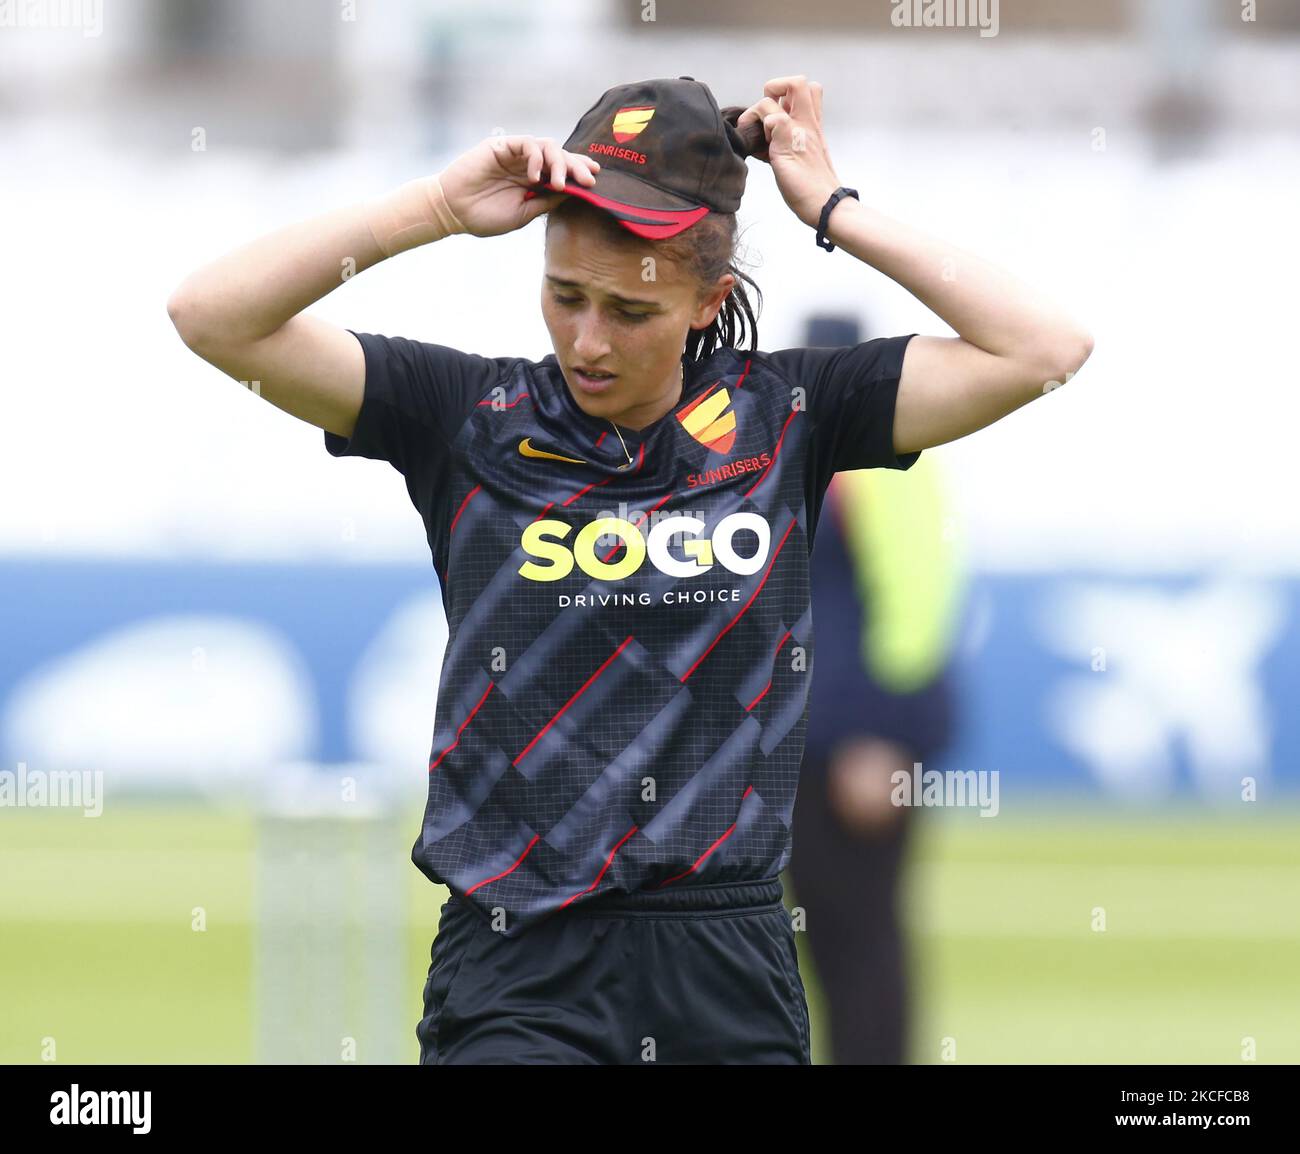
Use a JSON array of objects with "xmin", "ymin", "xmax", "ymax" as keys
[
  {"xmin": 676, "ymin": 383, "xmax": 737, "ymax": 455},
  {"xmin": 612, "ymin": 106, "xmax": 655, "ymax": 143}
]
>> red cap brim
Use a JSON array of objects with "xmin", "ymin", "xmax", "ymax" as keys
[{"xmin": 524, "ymin": 181, "xmax": 709, "ymax": 239}]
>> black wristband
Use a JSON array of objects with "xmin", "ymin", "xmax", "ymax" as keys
[{"xmin": 815, "ymin": 187, "xmax": 859, "ymax": 252}]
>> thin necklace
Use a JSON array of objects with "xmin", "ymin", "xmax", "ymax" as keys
[
  {"xmin": 608, "ymin": 421, "xmax": 635, "ymax": 469},
  {"xmin": 608, "ymin": 361, "xmax": 683, "ymax": 470}
]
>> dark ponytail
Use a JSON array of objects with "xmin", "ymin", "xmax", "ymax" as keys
[
  {"xmin": 545, "ymin": 103, "xmax": 767, "ymax": 365},
  {"xmin": 719, "ymin": 104, "xmax": 769, "ymax": 163}
]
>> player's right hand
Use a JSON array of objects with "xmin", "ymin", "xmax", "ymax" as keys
[{"xmin": 439, "ymin": 135, "xmax": 600, "ymax": 238}]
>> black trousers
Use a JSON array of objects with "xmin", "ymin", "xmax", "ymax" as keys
[
  {"xmin": 417, "ymin": 877, "xmax": 811, "ymax": 1065},
  {"xmin": 786, "ymin": 756, "xmax": 915, "ymax": 1064}
]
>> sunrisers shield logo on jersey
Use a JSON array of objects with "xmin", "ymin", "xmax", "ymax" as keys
[
  {"xmin": 676, "ymin": 382, "xmax": 736, "ymax": 453},
  {"xmin": 518, "ymin": 513, "xmax": 771, "ymax": 582},
  {"xmin": 674, "ymin": 383, "xmax": 774, "ymax": 488}
]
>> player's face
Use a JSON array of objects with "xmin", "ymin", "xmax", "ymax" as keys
[{"xmin": 542, "ymin": 212, "xmax": 732, "ymax": 431}]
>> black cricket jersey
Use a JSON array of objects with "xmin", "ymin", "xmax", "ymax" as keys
[{"xmin": 324, "ymin": 329, "xmax": 920, "ymax": 936}]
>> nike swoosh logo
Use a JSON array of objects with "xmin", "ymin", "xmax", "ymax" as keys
[{"xmin": 518, "ymin": 437, "xmax": 589, "ymax": 465}]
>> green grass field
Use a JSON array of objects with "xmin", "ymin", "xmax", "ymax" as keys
[{"xmin": 2, "ymin": 799, "xmax": 1297, "ymax": 1064}]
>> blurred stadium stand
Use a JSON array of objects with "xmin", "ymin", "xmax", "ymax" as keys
[
  {"xmin": 2, "ymin": 0, "xmax": 1299, "ymax": 149},
  {"xmin": 2, "ymin": 559, "xmax": 1296, "ymax": 803}
]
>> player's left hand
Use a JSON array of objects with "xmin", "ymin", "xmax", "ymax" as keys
[{"xmin": 737, "ymin": 76, "xmax": 843, "ymax": 231}]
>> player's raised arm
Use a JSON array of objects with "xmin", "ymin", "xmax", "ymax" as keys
[
  {"xmin": 818, "ymin": 203, "xmax": 1093, "ymax": 456},
  {"xmin": 738, "ymin": 75, "xmax": 1093, "ymax": 456},
  {"xmin": 164, "ymin": 136, "xmax": 600, "ymax": 439}
]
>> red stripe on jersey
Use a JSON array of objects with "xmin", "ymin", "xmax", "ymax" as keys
[
  {"xmin": 656, "ymin": 785, "xmax": 754, "ymax": 886},
  {"xmin": 559, "ymin": 824, "xmax": 639, "ymax": 909},
  {"xmin": 429, "ymin": 680, "xmax": 495, "ymax": 771},
  {"xmin": 681, "ymin": 516, "xmax": 798, "ymax": 682},
  {"xmin": 465, "ymin": 833, "xmax": 541, "ymax": 896},
  {"xmin": 745, "ymin": 629, "xmax": 793, "ymax": 712},
  {"xmin": 514, "ymin": 635, "xmax": 635, "ymax": 766},
  {"xmin": 742, "ymin": 408, "xmax": 798, "ymax": 501},
  {"xmin": 450, "ymin": 485, "xmax": 481, "ymax": 536}
]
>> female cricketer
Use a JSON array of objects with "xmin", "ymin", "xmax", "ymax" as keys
[{"xmin": 167, "ymin": 75, "xmax": 1092, "ymax": 1064}]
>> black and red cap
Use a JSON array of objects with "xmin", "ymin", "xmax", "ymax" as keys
[{"xmin": 524, "ymin": 76, "xmax": 750, "ymax": 240}]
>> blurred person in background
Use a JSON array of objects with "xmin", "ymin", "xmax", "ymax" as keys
[{"xmin": 789, "ymin": 314, "xmax": 967, "ymax": 1065}]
